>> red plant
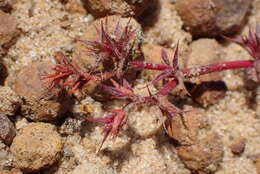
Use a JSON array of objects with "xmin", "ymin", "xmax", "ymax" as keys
[
  {"xmin": 131, "ymin": 42, "xmax": 256, "ymax": 92},
  {"xmin": 86, "ymin": 78, "xmax": 183, "ymax": 151},
  {"xmin": 86, "ymin": 109, "xmax": 127, "ymax": 153},
  {"xmin": 42, "ymin": 52, "xmax": 101, "ymax": 96},
  {"xmin": 44, "ymin": 22, "xmax": 260, "ymax": 152},
  {"xmin": 225, "ymin": 26, "xmax": 260, "ymax": 82},
  {"xmin": 76, "ymin": 18, "xmax": 136, "ymax": 78}
]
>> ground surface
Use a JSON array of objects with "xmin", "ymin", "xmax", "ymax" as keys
[{"xmin": 0, "ymin": 0, "xmax": 260, "ymax": 174}]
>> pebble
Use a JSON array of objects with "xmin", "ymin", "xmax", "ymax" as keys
[
  {"xmin": 165, "ymin": 105, "xmax": 209, "ymax": 145},
  {"xmin": 83, "ymin": 0, "xmax": 148, "ymax": 17},
  {"xmin": 128, "ymin": 105, "xmax": 164, "ymax": 138},
  {"xmin": 62, "ymin": 0, "xmax": 87, "ymax": 14},
  {"xmin": 13, "ymin": 61, "xmax": 71, "ymax": 121},
  {"xmin": 0, "ymin": 114, "xmax": 16, "ymax": 145},
  {"xmin": 0, "ymin": 86, "xmax": 22, "ymax": 116},
  {"xmin": 0, "ymin": 10, "xmax": 18, "ymax": 46},
  {"xmin": 177, "ymin": 132, "xmax": 224, "ymax": 173},
  {"xmin": 10, "ymin": 123, "xmax": 63, "ymax": 173},
  {"xmin": 176, "ymin": 0, "xmax": 252, "ymax": 37},
  {"xmin": 230, "ymin": 137, "xmax": 246, "ymax": 155},
  {"xmin": 0, "ymin": 0, "xmax": 13, "ymax": 13}
]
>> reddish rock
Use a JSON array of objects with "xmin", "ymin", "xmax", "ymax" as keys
[
  {"xmin": 165, "ymin": 106, "xmax": 208, "ymax": 145},
  {"xmin": 177, "ymin": 132, "xmax": 224, "ymax": 173},
  {"xmin": 0, "ymin": 10, "xmax": 18, "ymax": 46},
  {"xmin": 13, "ymin": 61, "xmax": 71, "ymax": 121},
  {"xmin": 83, "ymin": 0, "xmax": 148, "ymax": 17},
  {"xmin": 176, "ymin": 0, "xmax": 252, "ymax": 37},
  {"xmin": 230, "ymin": 137, "xmax": 246, "ymax": 155},
  {"xmin": 0, "ymin": 86, "xmax": 22, "ymax": 116},
  {"xmin": 63, "ymin": 0, "xmax": 86, "ymax": 14},
  {"xmin": 0, "ymin": 114, "xmax": 16, "ymax": 145}
]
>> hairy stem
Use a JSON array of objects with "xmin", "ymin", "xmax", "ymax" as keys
[{"xmin": 182, "ymin": 60, "xmax": 254, "ymax": 78}]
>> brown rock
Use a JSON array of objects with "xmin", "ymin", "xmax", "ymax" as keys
[
  {"xmin": 10, "ymin": 123, "xmax": 63, "ymax": 173},
  {"xmin": 63, "ymin": 0, "xmax": 86, "ymax": 14},
  {"xmin": 165, "ymin": 105, "xmax": 208, "ymax": 145},
  {"xmin": 0, "ymin": 86, "xmax": 22, "ymax": 116},
  {"xmin": 0, "ymin": 10, "xmax": 18, "ymax": 46},
  {"xmin": 128, "ymin": 105, "xmax": 164, "ymax": 138},
  {"xmin": 83, "ymin": 0, "xmax": 148, "ymax": 17},
  {"xmin": 0, "ymin": 0, "xmax": 13, "ymax": 13},
  {"xmin": 185, "ymin": 39, "xmax": 226, "ymax": 107},
  {"xmin": 175, "ymin": 0, "xmax": 252, "ymax": 37},
  {"xmin": 177, "ymin": 132, "xmax": 224, "ymax": 173},
  {"xmin": 0, "ymin": 114, "xmax": 16, "ymax": 145},
  {"xmin": 230, "ymin": 137, "xmax": 246, "ymax": 155},
  {"xmin": 13, "ymin": 61, "xmax": 71, "ymax": 121}
]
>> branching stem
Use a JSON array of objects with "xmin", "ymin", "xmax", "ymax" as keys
[{"xmin": 182, "ymin": 60, "xmax": 254, "ymax": 78}]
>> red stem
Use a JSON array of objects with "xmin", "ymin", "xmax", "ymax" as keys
[{"xmin": 182, "ymin": 60, "xmax": 254, "ymax": 78}]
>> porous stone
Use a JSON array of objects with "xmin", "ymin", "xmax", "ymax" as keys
[
  {"xmin": 0, "ymin": 10, "xmax": 18, "ymax": 46},
  {"xmin": 12, "ymin": 61, "xmax": 71, "ymax": 121},
  {"xmin": 63, "ymin": 0, "xmax": 86, "ymax": 14},
  {"xmin": 177, "ymin": 132, "xmax": 224, "ymax": 174},
  {"xmin": 128, "ymin": 105, "xmax": 164, "ymax": 138},
  {"xmin": 10, "ymin": 123, "xmax": 63, "ymax": 173},
  {"xmin": 175, "ymin": 0, "xmax": 252, "ymax": 37},
  {"xmin": 0, "ymin": 0, "xmax": 13, "ymax": 13},
  {"xmin": 230, "ymin": 137, "xmax": 246, "ymax": 155},
  {"xmin": 83, "ymin": 0, "xmax": 148, "ymax": 17},
  {"xmin": 0, "ymin": 86, "xmax": 22, "ymax": 116},
  {"xmin": 0, "ymin": 114, "xmax": 16, "ymax": 145},
  {"xmin": 165, "ymin": 106, "xmax": 209, "ymax": 145}
]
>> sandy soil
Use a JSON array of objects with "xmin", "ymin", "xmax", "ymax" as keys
[{"xmin": 0, "ymin": 0, "xmax": 259, "ymax": 174}]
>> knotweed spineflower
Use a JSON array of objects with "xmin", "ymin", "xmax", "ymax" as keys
[
  {"xmin": 42, "ymin": 52, "xmax": 101, "ymax": 96},
  {"xmin": 225, "ymin": 26, "xmax": 260, "ymax": 82},
  {"xmin": 86, "ymin": 109, "xmax": 127, "ymax": 153},
  {"xmin": 44, "ymin": 15, "xmax": 260, "ymax": 153},
  {"xmin": 131, "ymin": 43, "xmax": 189, "ymax": 96},
  {"xmin": 76, "ymin": 18, "xmax": 137, "ymax": 79},
  {"xmin": 131, "ymin": 26, "xmax": 260, "ymax": 93}
]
